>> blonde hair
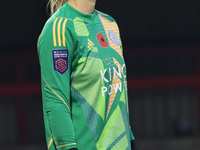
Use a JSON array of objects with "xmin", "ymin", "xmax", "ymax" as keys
[{"xmin": 48, "ymin": 0, "xmax": 67, "ymax": 15}]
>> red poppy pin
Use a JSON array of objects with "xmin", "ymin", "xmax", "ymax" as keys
[{"xmin": 97, "ymin": 33, "xmax": 108, "ymax": 48}]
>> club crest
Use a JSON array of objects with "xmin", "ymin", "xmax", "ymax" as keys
[{"xmin": 109, "ymin": 30, "xmax": 120, "ymax": 45}]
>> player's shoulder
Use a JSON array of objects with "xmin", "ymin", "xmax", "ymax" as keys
[
  {"xmin": 38, "ymin": 13, "xmax": 74, "ymax": 48},
  {"xmin": 42, "ymin": 4, "xmax": 76, "ymax": 33},
  {"xmin": 39, "ymin": 16, "xmax": 74, "ymax": 45},
  {"xmin": 96, "ymin": 10, "xmax": 116, "ymax": 23},
  {"xmin": 44, "ymin": 15, "xmax": 72, "ymax": 31}
]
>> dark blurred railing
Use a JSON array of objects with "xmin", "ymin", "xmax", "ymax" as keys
[
  {"xmin": 0, "ymin": 54, "xmax": 41, "ymax": 144},
  {"xmin": 125, "ymin": 45, "xmax": 200, "ymax": 138}
]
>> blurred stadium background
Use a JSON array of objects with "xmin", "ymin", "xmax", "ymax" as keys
[{"xmin": 1, "ymin": 0, "xmax": 200, "ymax": 149}]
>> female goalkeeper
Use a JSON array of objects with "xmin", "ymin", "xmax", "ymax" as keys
[{"xmin": 37, "ymin": 0, "xmax": 136, "ymax": 149}]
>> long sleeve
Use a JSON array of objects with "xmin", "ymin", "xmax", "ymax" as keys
[{"xmin": 38, "ymin": 17, "xmax": 77, "ymax": 150}]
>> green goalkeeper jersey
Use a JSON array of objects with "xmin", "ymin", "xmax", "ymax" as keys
[{"xmin": 37, "ymin": 2, "xmax": 134, "ymax": 150}]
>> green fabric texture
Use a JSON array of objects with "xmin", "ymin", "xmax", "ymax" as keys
[{"xmin": 38, "ymin": 2, "xmax": 134, "ymax": 150}]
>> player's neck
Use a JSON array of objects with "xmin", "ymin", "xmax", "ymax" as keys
[{"xmin": 68, "ymin": 0, "xmax": 96, "ymax": 15}]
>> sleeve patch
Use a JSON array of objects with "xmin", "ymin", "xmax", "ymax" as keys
[{"xmin": 52, "ymin": 49, "xmax": 69, "ymax": 74}]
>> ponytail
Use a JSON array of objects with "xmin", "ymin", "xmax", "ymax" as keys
[{"xmin": 48, "ymin": 0, "xmax": 67, "ymax": 15}]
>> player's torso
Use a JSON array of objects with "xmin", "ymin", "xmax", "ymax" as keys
[
  {"xmin": 70, "ymin": 13, "xmax": 131, "ymax": 150},
  {"xmin": 71, "ymin": 13, "xmax": 127, "ymax": 116}
]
